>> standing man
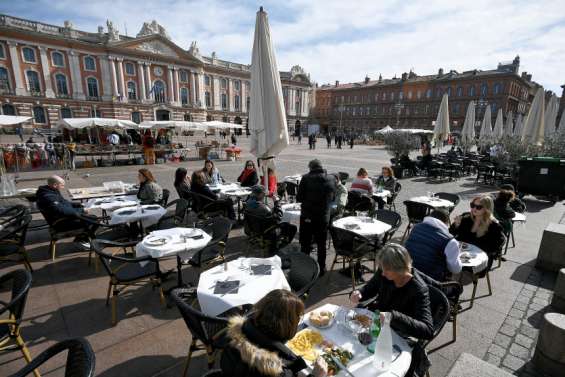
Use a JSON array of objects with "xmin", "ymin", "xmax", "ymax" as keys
[
  {"xmin": 326, "ymin": 133, "xmax": 332, "ymax": 148},
  {"xmin": 297, "ymin": 159, "xmax": 336, "ymax": 276},
  {"xmin": 16, "ymin": 126, "xmax": 24, "ymax": 141}
]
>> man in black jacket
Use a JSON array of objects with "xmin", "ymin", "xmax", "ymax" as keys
[{"xmin": 297, "ymin": 159, "xmax": 336, "ymax": 275}]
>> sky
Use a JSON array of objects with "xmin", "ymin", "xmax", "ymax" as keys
[{"xmin": 2, "ymin": 0, "xmax": 565, "ymax": 94}]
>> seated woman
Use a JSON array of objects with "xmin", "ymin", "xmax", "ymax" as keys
[
  {"xmin": 202, "ymin": 159, "xmax": 223, "ymax": 185},
  {"xmin": 190, "ymin": 170, "xmax": 235, "ymax": 220},
  {"xmin": 331, "ymin": 173, "xmax": 348, "ymax": 216},
  {"xmin": 494, "ymin": 188, "xmax": 516, "ymax": 233},
  {"xmin": 174, "ymin": 167, "xmax": 191, "ymax": 201},
  {"xmin": 260, "ymin": 168, "xmax": 278, "ymax": 198},
  {"xmin": 374, "ymin": 166, "xmax": 398, "ymax": 209},
  {"xmin": 499, "ymin": 184, "xmax": 526, "ymax": 213},
  {"xmin": 350, "ymin": 243, "xmax": 434, "ymax": 340},
  {"xmin": 350, "ymin": 168, "xmax": 374, "ymax": 195},
  {"xmin": 238, "ymin": 160, "xmax": 259, "ymax": 187},
  {"xmin": 449, "ymin": 195, "xmax": 506, "ymax": 269},
  {"xmin": 221, "ymin": 289, "xmax": 327, "ymax": 377},
  {"xmin": 137, "ymin": 168, "xmax": 163, "ymax": 205}
]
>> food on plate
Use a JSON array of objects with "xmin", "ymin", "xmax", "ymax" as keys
[
  {"xmin": 309, "ymin": 310, "xmax": 334, "ymax": 327},
  {"xmin": 353, "ymin": 313, "xmax": 372, "ymax": 328},
  {"xmin": 321, "ymin": 346, "xmax": 354, "ymax": 376},
  {"xmin": 286, "ymin": 329, "xmax": 323, "ymax": 361}
]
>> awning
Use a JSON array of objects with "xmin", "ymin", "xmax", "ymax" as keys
[
  {"xmin": 56, "ymin": 118, "xmax": 139, "ymax": 130},
  {"xmin": 0, "ymin": 115, "xmax": 32, "ymax": 126},
  {"xmin": 139, "ymin": 120, "xmax": 206, "ymax": 131},
  {"xmin": 203, "ymin": 120, "xmax": 244, "ymax": 129},
  {"xmin": 375, "ymin": 125, "xmax": 394, "ymax": 134}
]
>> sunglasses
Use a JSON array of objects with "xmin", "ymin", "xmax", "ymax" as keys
[{"xmin": 470, "ymin": 203, "xmax": 483, "ymax": 210}]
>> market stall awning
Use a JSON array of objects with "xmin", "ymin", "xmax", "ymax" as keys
[
  {"xmin": 139, "ymin": 120, "xmax": 205, "ymax": 131},
  {"xmin": 56, "ymin": 118, "xmax": 139, "ymax": 130},
  {"xmin": 375, "ymin": 125, "xmax": 394, "ymax": 134},
  {"xmin": 0, "ymin": 115, "xmax": 32, "ymax": 126},
  {"xmin": 395, "ymin": 128, "xmax": 434, "ymax": 134},
  {"xmin": 203, "ymin": 120, "xmax": 243, "ymax": 129}
]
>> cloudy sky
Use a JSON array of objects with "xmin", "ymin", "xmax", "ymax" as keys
[{"xmin": 3, "ymin": 0, "xmax": 565, "ymax": 93}]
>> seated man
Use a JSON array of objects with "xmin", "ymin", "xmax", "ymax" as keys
[
  {"xmin": 244, "ymin": 185, "xmax": 297, "ymax": 254},
  {"xmin": 404, "ymin": 209, "xmax": 462, "ymax": 282}
]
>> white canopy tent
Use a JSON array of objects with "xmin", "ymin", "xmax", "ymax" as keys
[
  {"xmin": 139, "ymin": 120, "xmax": 206, "ymax": 131},
  {"xmin": 432, "ymin": 93, "xmax": 450, "ymax": 147},
  {"xmin": 0, "ymin": 115, "xmax": 32, "ymax": 127},
  {"xmin": 57, "ymin": 118, "xmax": 139, "ymax": 130},
  {"xmin": 375, "ymin": 125, "xmax": 394, "ymax": 134},
  {"xmin": 493, "ymin": 109, "xmax": 504, "ymax": 141},
  {"xmin": 504, "ymin": 111, "xmax": 514, "ymax": 137},
  {"xmin": 479, "ymin": 105, "xmax": 493, "ymax": 146},
  {"xmin": 521, "ymin": 87, "xmax": 545, "ymax": 145},
  {"xmin": 460, "ymin": 101, "xmax": 476, "ymax": 148},
  {"xmin": 202, "ymin": 120, "xmax": 244, "ymax": 130},
  {"xmin": 544, "ymin": 94, "xmax": 559, "ymax": 138},
  {"xmin": 395, "ymin": 128, "xmax": 434, "ymax": 134}
]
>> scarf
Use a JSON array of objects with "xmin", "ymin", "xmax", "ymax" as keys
[{"xmin": 240, "ymin": 168, "xmax": 255, "ymax": 184}]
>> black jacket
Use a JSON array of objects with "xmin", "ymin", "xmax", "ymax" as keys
[
  {"xmin": 237, "ymin": 170, "xmax": 259, "ymax": 187},
  {"xmin": 221, "ymin": 316, "xmax": 308, "ymax": 377},
  {"xmin": 359, "ymin": 268, "xmax": 435, "ymax": 340},
  {"xmin": 175, "ymin": 182, "xmax": 191, "ymax": 201},
  {"xmin": 296, "ymin": 168, "xmax": 336, "ymax": 221},
  {"xmin": 36, "ymin": 185, "xmax": 83, "ymax": 225},
  {"xmin": 449, "ymin": 213, "xmax": 506, "ymax": 262},
  {"xmin": 190, "ymin": 181, "xmax": 218, "ymax": 200}
]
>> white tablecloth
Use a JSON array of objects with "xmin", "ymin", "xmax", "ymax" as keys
[
  {"xmin": 109, "ymin": 204, "xmax": 166, "ymax": 228},
  {"xmin": 372, "ymin": 189, "xmax": 391, "ymax": 199},
  {"xmin": 333, "ymin": 216, "xmax": 391, "ymax": 237},
  {"xmin": 512, "ymin": 212, "xmax": 526, "ymax": 223},
  {"xmin": 281, "ymin": 203, "xmax": 301, "ymax": 224},
  {"xmin": 300, "ymin": 304, "xmax": 412, "ymax": 377},
  {"xmin": 283, "ymin": 175, "xmax": 302, "ymax": 185},
  {"xmin": 135, "ymin": 227, "xmax": 212, "ymax": 260},
  {"xmin": 197, "ymin": 256, "xmax": 291, "ymax": 317},
  {"xmin": 85, "ymin": 195, "xmax": 139, "ymax": 211},
  {"xmin": 459, "ymin": 242, "xmax": 489, "ymax": 274},
  {"xmin": 208, "ymin": 183, "xmax": 252, "ymax": 198},
  {"xmin": 409, "ymin": 196, "xmax": 454, "ymax": 209}
]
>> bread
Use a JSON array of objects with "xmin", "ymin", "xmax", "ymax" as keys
[{"xmin": 309, "ymin": 310, "xmax": 333, "ymax": 327}]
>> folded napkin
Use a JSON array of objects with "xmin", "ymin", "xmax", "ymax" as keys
[
  {"xmin": 251, "ymin": 264, "xmax": 272, "ymax": 275},
  {"xmin": 214, "ymin": 280, "xmax": 240, "ymax": 294}
]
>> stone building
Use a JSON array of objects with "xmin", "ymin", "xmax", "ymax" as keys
[{"xmin": 0, "ymin": 14, "xmax": 312, "ymax": 134}]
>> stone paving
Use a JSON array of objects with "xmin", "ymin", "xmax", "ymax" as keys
[{"xmin": 1, "ymin": 136, "xmax": 564, "ymax": 376}]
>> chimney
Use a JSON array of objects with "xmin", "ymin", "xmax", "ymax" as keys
[
  {"xmin": 438, "ymin": 68, "xmax": 444, "ymax": 76},
  {"xmin": 378, "ymin": 74, "xmax": 382, "ymax": 83},
  {"xmin": 364, "ymin": 76, "xmax": 370, "ymax": 84},
  {"xmin": 401, "ymin": 72, "xmax": 408, "ymax": 81},
  {"xmin": 335, "ymin": 80, "xmax": 339, "ymax": 87}
]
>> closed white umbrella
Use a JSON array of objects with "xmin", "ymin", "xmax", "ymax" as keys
[
  {"xmin": 376, "ymin": 125, "xmax": 394, "ymax": 134},
  {"xmin": 513, "ymin": 114, "xmax": 524, "ymax": 136},
  {"xmin": 521, "ymin": 87, "xmax": 545, "ymax": 145},
  {"xmin": 479, "ymin": 105, "xmax": 493, "ymax": 146},
  {"xmin": 249, "ymin": 6, "xmax": 289, "ymax": 189},
  {"xmin": 432, "ymin": 93, "xmax": 450, "ymax": 149},
  {"xmin": 460, "ymin": 101, "xmax": 475, "ymax": 149},
  {"xmin": 557, "ymin": 112, "xmax": 565, "ymax": 136},
  {"xmin": 503, "ymin": 111, "xmax": 514, "ymax": 137},
  {"xmin": 544, "ymin": 94, "xmax": 559, "ymax": 138},
  {"xmin": 493, "ymin": 108, "xmax": 504, "ymax": 141}
]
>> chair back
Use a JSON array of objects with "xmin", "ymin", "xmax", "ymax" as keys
[
  {"xmin": 91, "ymin": 239, "xmax": 141, "ymax": 280},
  {"xmin": 159, "ymin": 189, "xmax": 170, "ymax": 207},
  {"xmin": 170, "ymin": 198, "xmax": 190, "ymax": 222},
  {"xmin": 388, "ymin": 181, "xmax": 402, "ymax": 203},
  {"xmin": 329, "ymin": 226, "xmax": 371, "ymax": 258},
  {"xmin": 200, "ymin": 216, "xmax": 233, "ymax": 244},
  {"xmin": 435, "ymin": 192, "xmax": 460, "ymax": 207},
  {"xmin": 287, "ymin": 252, "xmax": 319, "ymax": 299},
  {"xmin": 0, "ymin": 211, "xmax": 32, "ymax": 247},
  {"xmin": 276, "ymin": 182, "xmax": 287, "ymax": 198},
  {"xmin": 346, "ymin": 191, "xmax": 373, "ymax": 213},
  {"xmin": 170, "ymin": 288, "xmax": 228, "ymax": 347},
  {"xmin": 403, "ymin": 201, "xmax": 432, "ymax": 223},
  {"xmin": 338, "ymin": 172, "xmax": 349, "ymax": 184},
  {"xmin": 375, "ymin": 209, "xmax": 402, "ymax": 241},
  {"xmin": 424, "ymin": 285, "xmax": 450, "ymax": 346},
  {"xmin": 0, "ymin": 269, "xmax": 32, "ymax": 327}
]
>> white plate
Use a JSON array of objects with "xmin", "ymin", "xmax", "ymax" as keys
[
  {"xmin": 180, "ymin": 229, "xmax": 199, "ymax": 238},
  {"xmin": 144, "ymin": 235, "xmax": 172, "ymax": 246}
]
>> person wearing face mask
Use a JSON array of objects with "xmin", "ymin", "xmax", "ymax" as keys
[{"xmin": 374, "ymin": 166, "xmax": 398, "ymax": 209}]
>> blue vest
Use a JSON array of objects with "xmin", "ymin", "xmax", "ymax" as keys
[{"xmin": 405, "ymin": 222, "xmax": 453, "ymax": 281}]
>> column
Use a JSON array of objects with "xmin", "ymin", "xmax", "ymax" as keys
[
  {"xmin": 38, "ymin": 47, "xmax": 55, "ymax": 98},
  {"xmin": 303, "ymin": 90, "xmax": 310, "ymax": 117},
  {"xmin": 137, "ymin": 61, "xmax": 146, "ymax": 101},
  {"xmin": 68, "ymin": 50, "xmax": 85, "ymax": 100},
  {"xmin": 100, "ymin": 56, "xmax": 113, "ymax": 101},
  {"xmin": 7, "ymin": 41, "xmax": 26, "ymax": 95},
  {"xmin": 228, "ymin": 78, "xmax": 234, "ymax": 112},
  {"xmin": 174, "ymin": 68, "xmax": 180, "ymax": 104},
  {"xmin": 213, "ymin": 75, "xmax": 221, "ymax": 110},
  {"xmin": 167, "ymin": 66, "xmax": 174, "ymax": 104},
  {"xmin": 116, "ymin": 58, "xmax": 126, "ymax": 101},
  {"xmin": 241, "ymin": 80, "xmax": 247, "ymax": 113},
  {"xmin": 144, "ymin": 63, "xmax": 153, "ymax": 100},
  {"xmin": 190, "ymin": 71, "xmax": 197, "ymax": 106},
  {"xmin": 197, "ymin": 71, "xmax": 205, "ymax": 109},
  {"xmin": 109, "ymin": 57, "xmax": 119, "ymax": 98},
  {"xmin": 289, "ymin": 88, "xmax": 296, "ymax": 116}
]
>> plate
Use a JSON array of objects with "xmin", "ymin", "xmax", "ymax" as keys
[
  {"xmin": 144, "ymin": 235, "xmax": 172, "ymax": 246},
  {"xmin": 308, "ymin": 310, "xmax": 335, "ymax": 329},
  {"xmin": 180, "ymin": 229, "xmax": 199, "ymax": 238},
  {"xmin": 343, "ymin": 308, "xmax": 374, "ymax": 333}
]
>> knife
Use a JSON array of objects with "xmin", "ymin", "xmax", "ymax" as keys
[{"xmin": 329, "ymin": 355, "xmax": 355, "ymax": 377}]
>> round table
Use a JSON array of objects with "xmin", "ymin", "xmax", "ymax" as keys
[
  {"xmin": 409, "ymin": 196, "xmax": 454, "ymax": 209},
  {"xmin": 281, "ymin": 203, "xmax": 301, "ymax": 224},
  {"xmin": 109, "ymin": 204, "xmax": 166, "ymax": 228},
  {"xmin": 85, "ymin": 195, "xmax": 139, "ymax": 211},
  {"xmin": 372, "ymin": 189, "xmax": 391, "ymax": 200},
  {"xmin": 283, "ymin": 175, "xmax": 302, "ymax": 185},
  {"xmin": 332, "ymin": 216, "xmax": 391, "ymax": 237},
  {"xmin": 208, "ymin": 183, "xmax": 251, "ymax": 221},
  {"xmin": 459, "ymin": 242, "xmax": 489, "ymax": 274},
  {"xmin": 135, "ymin": 227, "xmax": 211, "ymax": 260},
  {"xmin": 512, "ymin": 212, "xmax": 526, "ymax": 223}
]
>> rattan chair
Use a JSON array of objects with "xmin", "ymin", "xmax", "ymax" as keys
[
  {"xmin": 242, "ymin": 209, "xmax": 292, "ymax": 256},
  {"xmin": 345, "ymin": 191, "xmax": 374, "ymax": 216},
  {"xmin": 386, "ymin": 181, "xmax": 402, "ymax": 211},
  {"xmin": 286, "ymin": 251, "xmax": 319, "ymax": 300},
  {"xmin": 148, "ymin": 198, "xmax": 190, "ymax": 231},
  {"xmin": 421, "ymin": 285, "xmax": 451, "ymax": 376},
  {"xmin": 434, "ymin": 192, "xmax": 460, "ymax": 214},
  {"xmin": 401, "ymin": 201, "xmax": 433, "ymax": 241},
  {"xmin": 190, "ymin": 192, "xmax": 229, "ymax": 219},
  {"xmin": 374, "ymin": 209, "xmax": 402, "ymax": 243},
  {"xmin": 438, "ymin": 281, "xmax": 463, "ymax": 343},
  {"xmin": 0, "ymin": 206, "xmax": 33, "ymax": 271}
]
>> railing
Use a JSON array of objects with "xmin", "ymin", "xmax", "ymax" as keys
[
  {"xmin": 85, "ymin": 96, "xmax": 101, "ymax": 101},
  {"xmin": 56, "ymin": 93, "xmax": 72, "ymax": 99}
]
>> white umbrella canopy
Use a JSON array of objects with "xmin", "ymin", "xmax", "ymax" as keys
[
  {"xmin": 493, "ymin": 109, "xmax": 504, "ymax": 141},
  {"xmin": 139, "ymin": 120, "xmax": 205, "ymax": 131},
  {"xmin": 544, "ymin": 94, "xmax": 559, "ymax": 138},
  {"xmin": 0, "ymin": 115, "xmax": 32, "ymax": 126},
  {"xmin": 432, "ymin": 93, "xmax": 450, "ymax": 146},
  {"xmin": 557, "ymin": 112, "xmax": 565, "ymax": 136},
  {"xmin": 503, "ymin": 111, "xmax": 514, "ymax": 137},
  {"xmin": 376, "ymin": 125, "xmax": 394, "ymax": 134},
  {"xmin": 460, "ymin": 101, "xmax": 476, "ymax": 148},
  {"xmin": 479, "ymin": 105, "xmax": 493, "ymax": 145},
  {"xmin": 249, "ymin": 7, "xmax": 289, "ymax": 163},
  {"xmin": 203, "ymin": 120, "xmax": 243, "ymax": 130},
  {"xmin": 521, "ymin": 87, "xmax": 545, "ymax": 145},
  {"xmin": 57, "ymin": 118, "xmax": 138, "ymax": 130},
  {"xmin": 513, "ymin": 114, "xmax": 524, "ymax": 136}
]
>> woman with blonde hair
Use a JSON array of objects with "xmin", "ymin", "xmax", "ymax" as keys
[{"xmin": 449, "ymin": 195, "xmax": 506, "ymax": 268}]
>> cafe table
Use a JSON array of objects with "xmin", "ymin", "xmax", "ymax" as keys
[
  {"xmin": 283, "ymin": 174, "xmax": 302, "ymax": 185},
  {"xmin": 135, "ymin": 227, "xmax": 211, "ymax": 260},
  {"xmin": 299, "ymin": 303, "xmax": 412, "ymax": 377},
  {"xmin": 409, "ymin": 196, "xmax": 454, "ymax": 209},
  {"xmin": 333, "ymin": 216, "xmax": 391, "ymax": 238},
  {"xmin": 281, "ymin": 202, "xmax": 302, "ymax": 224},
  {"xmin": 512, "ymin": 212, "xmax": 526, "ymax": 223},
  {"xmin": 372, "ymin": 188, "xmax": 391, "ymax": 200},
  {"xmin": 459, "ymin": 242, "xmax": 489, "ymax": 274},
  {"xmin": 109, "ymin": 204, "xmax": 166, "ymax": 229},
  {"xmin": 208, "ymin": 183, "xmax": 252, "ymax": 221},
  {"xmin": 69, "ymin": 182, "xmax": 137, "ymax": 201},
  {"xmin": 197, "ymin": 256, "xmax": 290, "ymax": 317},
  {"xmin": 84, "ymin": 195, "xmax": 139, "ymax": 211}
]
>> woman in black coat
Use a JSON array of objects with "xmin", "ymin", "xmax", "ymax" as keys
[
  {"xmin": 190, "ymin": 171, "xmax": 236, "ymax": 220},
  {"xmin": 174, "ymin": 167, "xmax": 191, "ymax": 201},
  {"xmin": 237, "ymin": 160, "xmax": 259, "ymax": 187}
]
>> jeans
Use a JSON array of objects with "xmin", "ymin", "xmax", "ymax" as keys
[{"xmin": 299, "ymin": 216, "xmax": 329, "ymax": 271}]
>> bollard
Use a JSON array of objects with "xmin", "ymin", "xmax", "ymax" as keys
[
  {"xmin": 532, "ymin": 312, "xmax": 565, "ymax": 376},
  {"xmin": 551, "ymin": 269, "xmax": 565, "ymax": 313}
]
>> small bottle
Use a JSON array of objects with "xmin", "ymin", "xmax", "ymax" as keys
[{"xmin": 367, "ymin": 309, "xmax": 381, "ymax": 353}]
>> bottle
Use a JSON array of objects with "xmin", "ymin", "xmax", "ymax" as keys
[
  {"xmin": 372, "ymin": 312, "xmax": 392, "ymax": 374},
  {"xmin": 367, "ymin": 309, "xmax": 381, "ymax": 353}
]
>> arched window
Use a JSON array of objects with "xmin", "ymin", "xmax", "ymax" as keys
[
  {"xmin": 0, "ymin": 67, "xmax": 11, "ymax": 93},
  {"xmin": 60, "ymin": 107, "xmax": 72, "ymax": 119},
  {"xmin": 127, "ymin": 81, "xmax": 137, "ymax": 100},
  {"xmin": 481, "ymin": 83, "xmax": 488, "ymax": 96},
  {"xmin": 204, "ymin": 75, "xmax": 210, "ymax": 86},
  {"xmin": 457, "ymin": 86, "xmax": 463, "ymax": 97},
  {"xmin": 426, "ymin": 89, "xmax": 432, "ymax": 98},
  {"xmin": 398, "ymin": 92, "xmax": 404, "ymax": 100},
  {"xmin": 52, "ymin": 51, "xmax": 64, "ymax": 67},
  {"xmin": 131, "ymin": 111, "xmax": 141, "ymax": 124},
  {"xmin": 26, "ymin": 70, "xmax": 41, "ymax": 93},
  {"xmin": 205, "ymin": 91, "xmax": 211, "ymax": 107},
  {"xmin": 446, "ymin": 87, "xmax": 451, "ymax": 97},
  {"xmin": 234, "ymin": 80, "xmax": 240, "ymax": 91},
  {"xmin": 493, "ymin": 83, "xmax": 502, "ymax": 95},
  {"xmin": 179, "ymin": 70, "xmax": 188, "ymax": 83},
  {"xmin": 55, "ymin": 74, "xmax": 68, "ymax": 96},
  {"xmin": 33, "ymin": 106, "xmax": 46, "ymax": 124},
  {"xmin": 84, "ymin": 56, "xmax": 96, "ymax": 71},
  {"xmin": 180, "ymin": 87, "xmax": 189, "ymax": 105},
  {"xmin": 86, "ymin": 77, "xmax": 99, "ymax": 98},
  {"xmin": 234, "ymin": 95, "xmax": 240, "ymax": 111},
  {"xmin": 468, "ymin": 85, "xmax": 476, "ymax": 97},
  {"xmin": 125, "ymin": 62, "xmax": 135, "ymax": 75},
  {"xmin": 2, "ymin": 104, "xmax": 16, "ymax": 115},
  {"xmin": 22, "ymin": 47, "xmax": 36, "ymax": 63},
  {"xmin": 183, "ymin": 113, "xmax": 192, "ymax": 121},
  {"xmin": 221, "ymin": 93, "xmax": 227, "ymax": 109},
  {"xmin": 153, "ymin": 80, "xmax": 165, "ymax": 103},
  {"xmin": 221, "ymin": 78, "xmax": 227, "ymax": 89}
]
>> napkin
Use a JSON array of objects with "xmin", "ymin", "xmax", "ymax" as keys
[
  {"xmin": 344, "ymin": 223, "xmax": 361, "ymax": 230},
  {"xmin": 251, "ymin": 264, "xmax": 272, "ymax": 275},
  {"xmin": 214, "ymin": 280, "xmax": 240, "ymax": 294}
]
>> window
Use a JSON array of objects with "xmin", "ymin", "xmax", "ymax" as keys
[
  {"xmin": 454, "ymin": 103, "xmax": 460, "ymax": 114},
  {"xmin": 131, "ymin": 111, "xmax": 142, "ymax": 124},
  {"xmin": 222, "ymin": 116, "xmax": 229, "ymax": 123},
  {"xmin": 205, "ymin": 91, "xmax": 211, "ymax": 107},
  {"xmin": 22, "ymin": 47, "xmax": 36, "ymax": 63},
  {"xmin": 417, "ymin": 90, "xmax": 422, "ymax": 99},
  {"xmin": 84, "ymin": 56, "xmax": 96, "ymax": 71},
  {"xmin": 183, "ymin": 113, "xmax": 192, "ymax": 121},
  {"xmin": 55, "ymin": 74, "xmax": 68, "ymax": 96},
  {"xmin": 246, "ymin": 96, "xmax": 250, "ymax": 111},
  {"xmin": 52, "ymin": 51, "xmax": 64, "ymax": 67},
  {"xmin": 91, "ymin": 108, "xmax": 101, "ymax": 118},
  {"xmin": 0, "ymin": 67, "xmax": 10, "ymax": 93},
  {"xmin": 86, "ymin": 77, "xmax": 99, "ymax": 98},
  {"xmin": 235, "ymin": 95, "xmax": 240, "ymax": 111},
  {"xmin": 481, "ymin": 83, "xmax": 488, "ymax": 96},
  {"xmin": 26, "ymin": 70, "xmax": 41, "ymax": 93},
  {"xmin": 221, "ymin": 93, "xmax": 227, "ymax": 109},
  {"xmin": 125, "ymin": 62, "xmax": 135, "ymax": 76},
  {"xmin": 426, "ymin": 89, "xmax": 432, "ymax": 98},
  {"xmin": 234, "ymin": 80, "xmax": 240, "ymax": 91},
  {"xmin": 60, "ymin": 107, "xmax": 72, "ymax": 119},
  {"xmin": 153, "ymin": 80, "xmax": 165, "ymax": 103},
  {"xmin": 399, "ymin": 92, "xmax": 404, "ymax": 100},
  {"xmin": 446, "ymin": 87, "xmax": 451, "ymax": 97},
  {"xmin": 179, "ymin": 70, "xmax": 189, "ymax": 83},
  {"xmin": 468, "ymin": 85, "xmax": 476, "ymax": 97},
  {"xmin": 2, "ymin": 104, "xmax": 16, "ymax": 115},
  {"xmin": 221, "ymin": 78, "xmax": 227, "ymax": 89},
  {"xmin": 204, "ymin": 75, "xmax": 210, "ymax": 86},
  {"xmin": 436, "ymin": 88, "xmax": 442, "ymax": 98},
  {"xmin": 390, "ymin": 92, "xmax": 395, "ymax": 100},
  {"xmin": 33, "ymin": 106, "xmax": 46, "ymax": 123},
  {"xmin": 180, "ymin": 87, "xmax": 189, "ymax": 105},
  {"xmin": 0, "ymin": 44, "xmax": 4, "ymax": 59},
  {"xmin": 494, "ymin": 83, "xmax": 502, "ymax": 95},
  {"xmin": 127, "ymin": 81, "xmax": 137, "ymax": 100},
  {"xmin": 491, "ymin": 103, "xmax": 497, "ymax": 113},
  {"xmin": 408, "ymin": 91, "xmax": 412, "ymax": 99}
]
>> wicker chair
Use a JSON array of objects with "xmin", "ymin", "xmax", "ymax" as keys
[
  {"xmin": 190, "ymin": 192, "xmax": 229, "ymax": 219},
  {"xmin": 148, "ymin": 198, "xmax": 191, "ymax": 231},
  {"xmin": 374, "ymin": 209, "xmax": 402, "ymax": 244},
  {"xmin": 434, "ymin": 192, "xmax": 460, "ymax": 214},
  {"xmin": 420, "ymin": 285, "xmax": 450, "ymax": 376},
  {"xmin": 8, "ymin": 338, "xmax": 95, "ymax": 377},
  {"xmin": 286, "ymin": 251, "xmax": 319, "ymax": 300},
  {"xmin": 242, "ymin": 210, "xmax": 292, "ymax": 256},
  {"xmin": 0, "ymin": 206, "xmax": 33, "ymax": 271},
  {"xmin": 386, "ymin": 181, "xmax": 402, "ymax": 211},
  {"xmin": 401, "ymin": 201, "xmax": 433, "ymax": 241},
  {"xmin": 345, "ymin": 191, "xmax": 374, "ymax": 216}
]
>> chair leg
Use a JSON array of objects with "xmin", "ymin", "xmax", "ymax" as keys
[
  {"xmin": 106, "ymin": 282, "xmax": 113, "ymax": 306},
  {"xmin": 182, "ymin": 340, "xmax": 196, "ymax": 377},
  {"xmin": 15, "ymin": 334, "xmax": 40, "ymax": 377},
  {"xmin": 206, "ymin": 345, "xmax": 215, "ymax": 369},
  {"xmin": 350, "ymin": 262, "xmax": 356, "ymax": 291},
  {"xmin": 49, "ymin": 240, "xmax": 56, "ymax": 261},
  {"xmin": 486, "ymin": 272, "xmax": 492, "ymax": 296},
  {"xmin": 111, "ymin": 288, "xmax": 119, "ymax": 326},
  {"xmin": 469, "ymin": 279, "xmax": 478, "ymax": 309},
  {"xmin": 401, "ymin": 223, "xmax": 411, "ymax": 242},
  {"xmin": 20, "ymin": 248, "xmax": 33, "ymax": 272},
  {"xmin": 452, "ymin": 312, "xmax": 457, "ymax": 342},
  {"xmin": 511, "ymin": 229, "xmax": 515, "ymax": 248}
]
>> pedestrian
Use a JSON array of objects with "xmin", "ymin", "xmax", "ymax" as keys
[
  {"xmin": 297, "ymin": 133, "xmax": 302, "ymax": 144},
  {"xmin": 297, "ymin": 159, "xmax": 336, "ymax": 276},
  {"xmin": 142, "ymin": 130, "xmax": 155, "ymax": 164},
  {"xmin": 308, "ymin": 134, "xmax": 313, "ymax": 150},
  {"xmin": 231, "ymin": 133, "xmax": 237, "ymax": 145},
  {"xmin": 337, "ymin": 135, "xmax": 343, "ymax": 149},
  {"xmin": 349, "ymin": 136, "xmax": 354, "ymax": 149},
  {"xmin": 16, "ymin": 126, "xmax": 24, "ymax": 141},
  {"xmin": 312, "ymin": 134, "xmax": 317, "ymax": 150},
  {"xmin": 326, "ymin": 134, "xmax": 331, "ymax": 148},
  {"xmin": 66, "ymin": 140, "xmax": 76, "ymax": 170}
]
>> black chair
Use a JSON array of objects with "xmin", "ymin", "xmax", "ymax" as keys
[
  {"xmin": 427, "ymin": 161, "xmax": 445, "ymax": 180},
  {"xmin": 159, "ymin": 188, "xmax": 170, "ymax": 207},
  {"xmin": 276, "ymin": 182, "xmax": 287, "ymax": 198},
  {"xmin": 420, "ymin": 285, "xmax": 451, "ymax": 375},
  {"xmin": 286, "ymin": 251, "xmax": 319, "ymax": 300},
  {"xmin": 0, "ymin": 207, "xmax": 33, "ymax": 271},
  {"xmin": 345, "ymin": 191, "xmax": 374, "ymax": 216},
  {"xmin": 242, "ymin": 210, "xmax": 292, "ymax": 256},
  {"xmin": 443, "ymin": 162, "xmax": 461, "ymax": 180},
  {"xmin": 0, "ymin": 270, "xmax": 38, "ymax": 377},
  {"xmin": 149, "ymin": 198, "xmax": 190, "ymax": 231},
  {"xmin": 8, "ymin": 338, "xmax": 95, "ymax": 377},
  {"xmin": 374, "ymin": 209, "xmax": 402, "ymax": 244},
  {"xmin": 401, "ymin": 201, "xmax": 433, "ymax": 241},
  {"xmin": 476, "ymin": 164, "xmax": 494, "ymax": 184},
  {"xmin": 338, "ymin": 172, "xmax": 349, "ymax": 184},
  {"xmin": 386, "ymin": 181, "xmax": 402, "ymax": 211},
  {"xmin": 190, "ymin": 192, "xmax": 229, "ymax": 219},
  {"xmin": 92, "ymin": 239, "xmax": 166, "ymax": 325},
  {"xmin": 170, "ymin": 288, "xmax": 229, "ymax": 376},
  {"xmin": 438, "ymin": 281, "xmax": 463, "ymax": 344},
  {"xmin": 434, "ymin": 192, "xmax": 460, "ymax": 214},
  {"xmin": 285, "ymin": 181, "xmax": 299, "ymax": 202},
  {"xmin": 328, "ymin": 226, "xmax": 379, "ymax": 289}
]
